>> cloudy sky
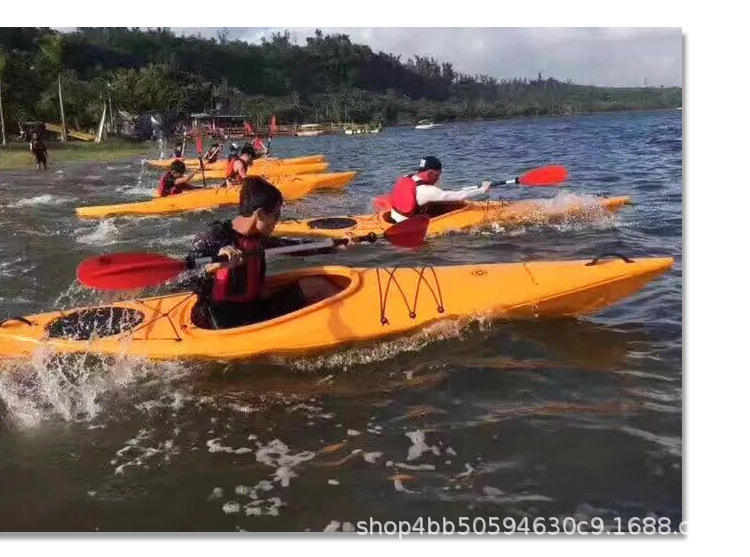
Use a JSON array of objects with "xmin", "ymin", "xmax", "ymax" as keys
[{"xmin": 174, "ymin": 27, "xmax": 682, "ymax": 87}]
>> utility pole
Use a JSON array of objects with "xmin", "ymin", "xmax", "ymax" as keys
[
  {"xmin": 107, "ymin": 89, "xmax": 114, "ymax": 133},
  {"xmin": 58, "ymin": 74, "xmax": 67, "ymax": 142},
  {"xmin": 0, "ymin": 76, "xmax": 6, "ymax": 146}
]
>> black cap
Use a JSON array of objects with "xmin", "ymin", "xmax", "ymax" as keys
[{"xmin": 418, "ymin": 156, "xmax": 442, "ymax": 171}]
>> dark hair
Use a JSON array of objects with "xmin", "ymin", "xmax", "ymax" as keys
[
  {"xmin": 240, "ymin": 145, "xmax": 256, "ymax": 158},
  {"xmin": 239, "ymin": 177, "xmax": 283, "ymax": 216},
  {"xmin": 170, "ymin": 160, "xmax": 186, "ymax": 174}
]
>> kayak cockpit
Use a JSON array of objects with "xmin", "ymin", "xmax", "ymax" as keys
[
  {"xmin": 378, "ymin": 201, "xmax": 469, "ymax": 224},
  {"xmin": 191, "ymin": 272, "xmax": 354, "ymax": 331}
]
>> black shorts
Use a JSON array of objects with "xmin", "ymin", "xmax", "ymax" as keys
[{"xmin": 200, "ymin": 283, "xmax": 307, "ymax": 330}]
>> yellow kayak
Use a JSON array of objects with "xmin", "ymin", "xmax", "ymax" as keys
[
  {"xmin": 75, "ymin": 172, "xmax": 357, "ymax": 218},
  {"xmin": 185, "ymin": 161, "xmax": 329, "ymax": 180},
  {"xmin": 0, "ymin": 257, "xmax": 673, "ymax": 361},
  {"xmin": 145, "ymin": 154, "xmax": 326, "ymax": 170},
  {"xmin": 273, "ymin": 197, "xmax": 631, "ymax": 239}
]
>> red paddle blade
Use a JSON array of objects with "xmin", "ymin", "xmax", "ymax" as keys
[
  {"xmin": 269, "ymin": 115, "xmax": 277, "ymax": 137},
  {"xmin": 196, "ymin": 133, "xmax": 203, "ymax": 154},
  {"xmin": 519, "ymin": 165, "xmax": 568, "ymax": 186},
  {"xmin": 77, "ymin": 253, "xmax": 187, "ymax": 291},
  {"xmin": 373, "ymin": 194, "xmax": 393, "ymax": 212},
  {"xmin": 383, "ymin": 215, "xmax": 429, "ymax": 248}
]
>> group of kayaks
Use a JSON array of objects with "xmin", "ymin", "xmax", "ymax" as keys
[{"xmin": 0, "ymin": 152, "xmax": 674, "ymax": 363}]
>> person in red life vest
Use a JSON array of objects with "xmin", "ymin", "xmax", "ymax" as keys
[
  {"xmin": 203, "ymin": 142, "xmax": 221, "ymax": 163},
  {"xmin": 187, "ymin": 177, "xmax": 343, "ymax": 329},
  {"xmin": 157, "ymin": 160, "xmax": 199, "ymax": 197},
  {"xmin": 251, "ymin": 136, "xmax": 267, "ymax": 157},
  {"xmin": 225, "ymin": 145, "xmax": 258, "ymax": 186},
  {"xmin": 389, "ymin": 156, "xmax": 492, "ymax": 222}
]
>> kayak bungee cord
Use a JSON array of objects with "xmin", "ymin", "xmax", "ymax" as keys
[{"xmin": 376, "ymin": 266, "xmax": 445, "ymax": 325}]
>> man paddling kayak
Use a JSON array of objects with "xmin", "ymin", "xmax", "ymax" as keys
[
  {"xmin": 225, "ymin": 144, "xmax": 258, "ymax": 186},
  {"xmin": 389, "ymin": 156, "xmax": 491, "ymax": 222},
  {"xmin": 203, "ymin": 142, "xmax": 221, "ymax": 163},
  {"xmin": 251, "ymin": 136, "xmax": 268, "ymax": 157},
  {"xmin": 157, "ymin": 160, "xmax": 199, "ymax": 197},
  {"xmin": 187, "ymin": 176, "xmax": 342, "ymax": 329}
]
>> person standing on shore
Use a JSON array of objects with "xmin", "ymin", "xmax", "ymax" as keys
[{"xmin": 29, "ymin": 133, "xmax": 48, "ymax": 170}]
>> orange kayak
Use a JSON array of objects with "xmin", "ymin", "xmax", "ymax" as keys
[
  {"xmin": 186, "ymin": 161, "xmax": 329, "ymax": 180},
  {"xmin": 0, "ymin": 257, "xmax": 673, "ymax": 361},
  {"xmin": 75, "ymin": 172, "xmax": 357, "ymax": 218},
  {"xmin": 273, "ymin": 196, "xmax": 631, "ymax": 239},
  {"xmin": 145, "ymin": 154, "xmax": 326, "ymax": 170}
]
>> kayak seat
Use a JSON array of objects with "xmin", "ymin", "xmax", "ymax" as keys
[
  {"xmin": 46, "ymin": 308, "xmax": 145, "ymax": 341},
  {"xmin": 307, "ymin": 217, "xmax": 358, "ymax": 230}
]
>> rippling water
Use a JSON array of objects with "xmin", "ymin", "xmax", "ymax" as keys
[{"xmin": 0, "ymin": 110, "xmax": 682, "ymax": 532}]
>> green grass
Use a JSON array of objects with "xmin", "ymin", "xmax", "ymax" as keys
[{"xmin": 0, "ymin": 139, "xmax": 151, "ymax": 170}]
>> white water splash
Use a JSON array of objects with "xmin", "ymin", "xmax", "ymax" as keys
[
  {"xmin": 75, "ymin": 220, "xmax": 120, "ymax": 246},
  {"xmin": 7, "ymin": 194, "xmax": 72, "ymax": 208}
]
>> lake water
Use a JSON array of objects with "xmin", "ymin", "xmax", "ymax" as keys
[{"xmin": 0, "ymin": 110, "xmax": 682, "ymax": 532}]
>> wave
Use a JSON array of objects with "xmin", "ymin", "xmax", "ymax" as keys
[{"xmin": 7, "ymin": 195, "xmax": 73, "ymax": 208}]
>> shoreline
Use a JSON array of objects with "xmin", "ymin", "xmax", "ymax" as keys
[{"xmin": 0, "ymin": 139, "xmax": 151, "ymax": 171}]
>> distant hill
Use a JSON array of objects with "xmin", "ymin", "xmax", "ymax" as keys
[{"xmin": 0, "ymin": 27, "xmax": 682, "ymax": 133}]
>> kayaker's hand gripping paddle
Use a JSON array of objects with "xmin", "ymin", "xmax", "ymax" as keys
[
  {"xmin": 76, "ymin": 215, "xmax": 430, "ymax": 291},
  {"xmin": 373, "ymin": 165, "xmax": 568, "ymax": 211}
]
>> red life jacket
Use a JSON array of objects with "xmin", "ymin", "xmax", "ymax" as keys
[
  {"xmin": 226, "ymin": 157, "xmax": 248, "ymax": 182},
  {"xmin": 210, "ymin": 235, "xmax": 264, "ymax": 303},
  {"xmin": 391, "ymin": 174, "xmax": 427, "ymax": 217},
  {"xmin": 157, "ymin": 173, "xmax": 177, "ymax": 197},
  {"xmin": 252, "ymin": 138, "xmax": 266, "ymax": 151}
]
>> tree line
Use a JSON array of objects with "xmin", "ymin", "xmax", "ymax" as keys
[{"xmin": 0, "ymin": 27, "xmax": 682, "ymax": 135}]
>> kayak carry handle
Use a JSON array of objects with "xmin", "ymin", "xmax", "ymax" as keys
[
  {"xmin": 585, "ymin": 253, "xmax": 635, "ymax": 266},
  {"xmin": 0, "ymin": 316, "xmax": 33, "ymax": 327}
]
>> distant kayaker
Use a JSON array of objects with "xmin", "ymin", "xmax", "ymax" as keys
[
  {"xmin": 204, "ymin": 142, "xmax": 221, "ymax": 164},
  {"xmin": 172, "ymin": 144, "xmax": 183, "ymax": 159},
  {"xmin": 388, "ymin": 156, "xmax": 491, "ymax": 222},
  {"xmin": 251, "ymin": 136, "xmax": 267, "ymax": 157},
  {"xmin": 29, "ymin": 133, "xmax": 48, "ymax": 170},
  {"xmin": 157, "ymin": 160, "xmax": 199, "ymax": 197},
  {"xmin": 225, "ymin": 145, "xmax": 258, "ymax": 186},
  {"xmin": 188, "ymin": 177, "xmax": 341, "ymax": 329}
]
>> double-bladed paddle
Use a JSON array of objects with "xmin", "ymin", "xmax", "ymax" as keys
[
  {"xmin": 76, "ymin": 215, "xmax": 430, "ymax": 291},
  {"xmin": 373, "ymin": 164, "xmax": 569, "ymax": 212}
]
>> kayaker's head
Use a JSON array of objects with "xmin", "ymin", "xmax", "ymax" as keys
[
  {"xmin": 211, "ymin": 142, "xmax": 219, "ymax": 149},
  {"xmin": 416, "ymin": 156, "xmax": 442, "ymax": 185},
  {"xmin": 234, "ymin": 177, "xmax": 283, "ymax": 236},
  {"xmin": 239, "ymin": 145, "xmax": 257, "ymax": 163},
  {"xmin": 169, "ymin": 159, "xmax": 187, "ymax": 177}
]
